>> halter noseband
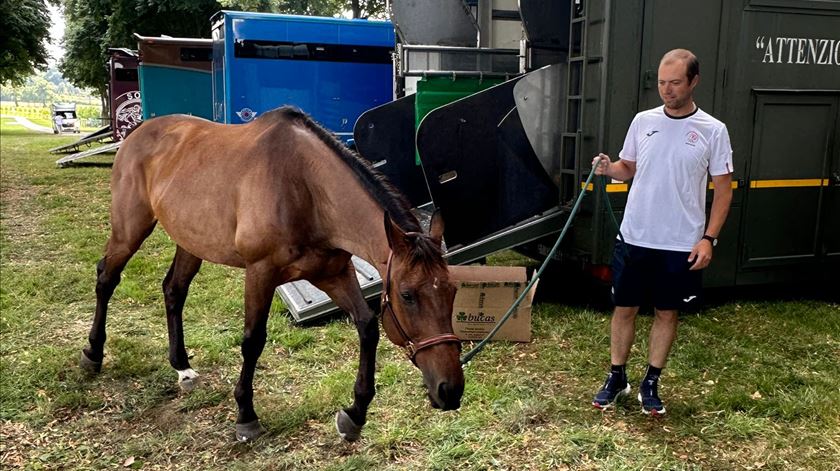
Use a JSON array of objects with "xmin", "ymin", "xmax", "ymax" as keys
[{"xmin": 381, "ymin": 248, "xmax": 461, "ymax": 364}]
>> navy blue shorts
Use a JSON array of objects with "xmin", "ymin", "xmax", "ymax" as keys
[{"xmin": 611, "ymin": 241, "xmax": 703, "ymax": 310}]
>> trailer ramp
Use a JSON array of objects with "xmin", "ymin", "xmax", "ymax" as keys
[
  {"xmin": 49, "ymin": 125, "xmax": 113, "ymax": 155},
  {"xmin": 55, "ymin": 141, "xmax": 121, "ymax": 167}
]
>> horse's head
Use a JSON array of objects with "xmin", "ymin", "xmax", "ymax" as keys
[{"xmin": 381, "ymin": 212, "xmax": 464, "ymax": 411}]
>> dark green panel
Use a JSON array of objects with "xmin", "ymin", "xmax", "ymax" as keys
[
  {"xmin": 743, "ymin": 187, "xmax": 820, "ymax": 265},
  {"xmin": 638, "ymin": 0, "xmax": 723, "ymax": 111},
  {"xmin": 823, "ymin": 186, "xmax": 840, "ymax": 258},
  {"xmin": 749, "ymin": 99, "xmax": 832, "ymax": 180},
  {"xmin": 741, "ymin": 93, "xmax": 837, "ymax": 268}
]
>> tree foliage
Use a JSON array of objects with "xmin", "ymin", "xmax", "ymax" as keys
[
  {"xmin": 0, "ymin": 0, "xmax": 57, "ymax": 86},
  {"xmin": 60, "ymin": 0, "xmax": 222, "ymax": 102}
]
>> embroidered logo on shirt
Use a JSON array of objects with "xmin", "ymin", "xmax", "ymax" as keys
[
  {"xmin": 685, "ymin": 131, "xmax": 699, "ymax": 146},
  {"xmin": 646, "ymin": 130, "xmax": 659, "ymax": 137}
]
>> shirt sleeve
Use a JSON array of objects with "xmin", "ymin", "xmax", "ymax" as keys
[
  {"xmin": 618, "ymin": 114, "xmax": 640, "ymax": 162},
  {"xmin": 709, "ymin": 123, "xmax": 733, "ymax": 176}
]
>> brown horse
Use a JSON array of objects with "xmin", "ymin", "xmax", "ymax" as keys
[{"xmin": 80, "ymin": 106, "xmax": 464, "ymax": 442}]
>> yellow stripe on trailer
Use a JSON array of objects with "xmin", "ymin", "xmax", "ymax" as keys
[
  {"xmin": 749, "ymin": 179, "xmax": 829, "ymax": 188},
  {"xmin": 707, "ymin": 181, "xmax": 739, "ymax": 190},
  {"xmin": 581, "ymin": 182, "xmax": 629, "ymax": 192}
]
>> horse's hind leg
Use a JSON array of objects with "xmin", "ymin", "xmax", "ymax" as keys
[
  {"xmin": 162, "ymin": 245, "xmax": 203, "ymax": 392},
  {"xmin": 81, "ymin": 202, "xmax": 156, "ymax": 373}
]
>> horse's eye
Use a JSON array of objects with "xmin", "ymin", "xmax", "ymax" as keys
[{"xmin": 400, "ymin": 292, "xmax": 414, "ymax": 304}]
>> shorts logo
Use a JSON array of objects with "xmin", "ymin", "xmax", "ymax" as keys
[
  {"xmin": 683, "ymin": 295, "xmax": 697, "ymax": 303},
  {"xmin": 685, "ymin": 131, "xmax": 699, "ymax": 146}
]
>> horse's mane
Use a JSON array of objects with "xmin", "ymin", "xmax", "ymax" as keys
[{"xmin": 264, "ymin": 106, "xmax": 444, "ymax": 267}]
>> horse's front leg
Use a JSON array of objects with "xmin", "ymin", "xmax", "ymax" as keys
[
  {"xmin": 233, "ymin": 262, "xmax": 279, "ymax": 442},
  {"xmin": 313, "ymin": 263, "xmax": 379, "ymax": 442}
]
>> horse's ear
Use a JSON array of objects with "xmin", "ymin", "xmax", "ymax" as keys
[
  {"xmin": 429, "ymin": 209, "xmax": 445, "ymax": 246},
  {"xmin": 384, "ymin": 211, "xmax": 409, "ymax": 252}
]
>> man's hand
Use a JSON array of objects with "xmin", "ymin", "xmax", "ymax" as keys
[
  {"xmin": 688, "ymin": 239, "xmax": 713, "ymax": 270},
  {"xmin": 592, "ymin": 153, "xmax": 611, "ymax": 176}
]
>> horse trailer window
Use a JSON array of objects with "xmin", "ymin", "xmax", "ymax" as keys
[
  {"xmin": 114, "ymin": 68, "xmax": 138, "ymax": 82},
  {"xmin": 180, "ymin": 47, "xmax": 213, "ymax": 62},
  {"xmin": 234, "ymin": 40, "xmax": 392, "ymax": 64}
]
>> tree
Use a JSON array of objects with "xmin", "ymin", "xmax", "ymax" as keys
[
  {"xmin": 60, "ymin": 0, "xmax": 222, "ymax": 115},
  {"xmin": 0, "ymin": 0, "xmax": 57, "ymax": 85},
  {"xmin": 347, "ymin": 0, "xmax": 386, "ymax": 19}
]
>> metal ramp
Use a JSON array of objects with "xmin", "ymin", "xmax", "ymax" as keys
[
  {"xmin": 48, "ymin": 125, "xmax": 113, "ymax": 154},
  {"xmin": 55, "ymin": 141, "xmax": 121, "ymax": 167},
  {"xmin": 277, "ymin": 256, "xmax": 382, "ymax": 323}
]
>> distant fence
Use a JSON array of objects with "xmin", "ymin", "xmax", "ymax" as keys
[{"xmin": 0, "ymin": 103, "xmax": 103, "ymax": 122}]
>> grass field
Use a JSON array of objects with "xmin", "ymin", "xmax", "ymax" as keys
[{"xmin": 1, "ymin": 122, "xmax": 839, "ymax": 470}]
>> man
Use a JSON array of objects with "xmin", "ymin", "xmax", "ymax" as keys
[
  {"xmin": 54, "ymin": 113, "xmax": 64, "ymax": 134},
  {"xmin": 590, "ymin": 49, "xmax": 733, "ymax": 416}
]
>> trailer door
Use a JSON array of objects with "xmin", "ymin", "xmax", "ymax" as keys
[
  {"xmin": 637, "ymin": 0, "xmax": 724, "ymax": 112},
  {"xmin": 742, "ymin": 92, "xmax": 839, "ymax": 269}
]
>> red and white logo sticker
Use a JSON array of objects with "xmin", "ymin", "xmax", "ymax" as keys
[{"xmin": 685, "ymin": 131, "xmax": 699, "ymax": 145}]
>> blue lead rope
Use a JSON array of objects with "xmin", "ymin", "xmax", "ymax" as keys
[{"xmin": 460, "ymin": 164, "xmax": 611, "ymax": 365}]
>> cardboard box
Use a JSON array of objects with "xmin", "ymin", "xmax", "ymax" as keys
[{"xmin": 448, "ymin": 265, "xmax": 537, "ymax": 342}]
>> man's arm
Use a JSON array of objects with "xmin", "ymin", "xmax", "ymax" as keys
[
  {"xmin": 705, "ymin": 173, "xmax": 733, "ymax": 238},
  {"xmin": 688, "ymin": 172, "xmax": 733, "ymax": 270},
  {"xmin": 592, "ymin": 153, "xmax": 637, "ymax": 181}
]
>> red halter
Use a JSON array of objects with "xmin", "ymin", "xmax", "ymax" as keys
[{"xmin": 380, "ymin": 250, "xmax": 461, "ymax": 364}]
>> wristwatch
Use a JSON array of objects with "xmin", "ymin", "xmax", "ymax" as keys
[{"xmin": 702, "ymin": 234, "xmax": 718, "ymax": 247}]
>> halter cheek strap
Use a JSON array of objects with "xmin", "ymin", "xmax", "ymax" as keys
[{"xmin": 381, "ymin": 250, "xmax": 461, "ymax": 364}]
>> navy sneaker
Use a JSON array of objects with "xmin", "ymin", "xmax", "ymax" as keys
[
  {"xmin": 592, "ymin": 373, "xmax": 630, "ymax": 410},
  {"xmin": 638, "ymin": 377, "xmax": 666, "ymax": 416}
]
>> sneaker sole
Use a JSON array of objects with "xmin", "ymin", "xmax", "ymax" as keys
[
  {"xmin": 592, "ymin": 384, "xmax": 631, "ymax": 410},
  {"xmin": 637, "ymin": 392, "xmax": 666, "ymax": 416}
]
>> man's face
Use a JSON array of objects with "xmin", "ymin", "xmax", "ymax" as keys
[{"xmin": 657, "ymin": 60, "xmax": 697, "ymax": 111}]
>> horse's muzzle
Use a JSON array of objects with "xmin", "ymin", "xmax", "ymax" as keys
[{"xmin": 428, "ymin": 380, "xmax": 464, "ymax": 410}]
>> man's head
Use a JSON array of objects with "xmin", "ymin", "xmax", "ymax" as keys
[{"xmin": 658, "ymin": 49, "xmax": 699, "ymax": 114}]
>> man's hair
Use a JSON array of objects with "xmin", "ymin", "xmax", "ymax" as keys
[{"xmin": 661, "ymin": 49, "xmax": 700, "ymax": 82}]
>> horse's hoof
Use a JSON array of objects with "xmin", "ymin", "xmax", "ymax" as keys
[
  {"xmin": 235, "ymin": 420, "xmax": 263, "ymax": 442},
  {"xmin": 335, "ymin": 410, "xmax": 362, "ymax": 442},
  {"xmin": 177, "ymin": 369, "xmax": 200, "ymax": 393},
  {"xmin": 79, "ymin": 350, "xmax": 102, "ymax": 374}
]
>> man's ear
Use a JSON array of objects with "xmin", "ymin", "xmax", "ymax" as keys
[
  {"xmin": 429, "ymin": 209, "xmax": 445, "ymax": 246},
  {"xmin": 384, "ymin": 212, "xmax": 409, "ymax": 252}
]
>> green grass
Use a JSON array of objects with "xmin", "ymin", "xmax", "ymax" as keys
[{"xmin": 1, "ymin": 126, "xmax": 839, "ymax": 470}]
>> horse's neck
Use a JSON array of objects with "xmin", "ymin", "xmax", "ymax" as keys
[
  {"xmin": 317, "ymin": 167, "xmax": 391, "ymax": 274},
  {"xmin": 332, "ymin": 207, "xmax": 391, "ymax": 274}
]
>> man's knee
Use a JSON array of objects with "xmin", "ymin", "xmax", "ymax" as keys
[
  {"xmin": 613, "ymin": 306, "xmax": 639, "ymax": 320},
  {"xmin": 653, "ymin": 309, "xmax": 678, "ymax": 322}
]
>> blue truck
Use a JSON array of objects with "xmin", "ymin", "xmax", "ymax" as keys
[{"xmin": 210, "ymin": 11, "xmax": 395, "ymax": 141}]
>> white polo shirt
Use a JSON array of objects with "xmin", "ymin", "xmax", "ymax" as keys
[{"xmin": 618, "ymin": 106, "xmax": 733, "ymax": 252}]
